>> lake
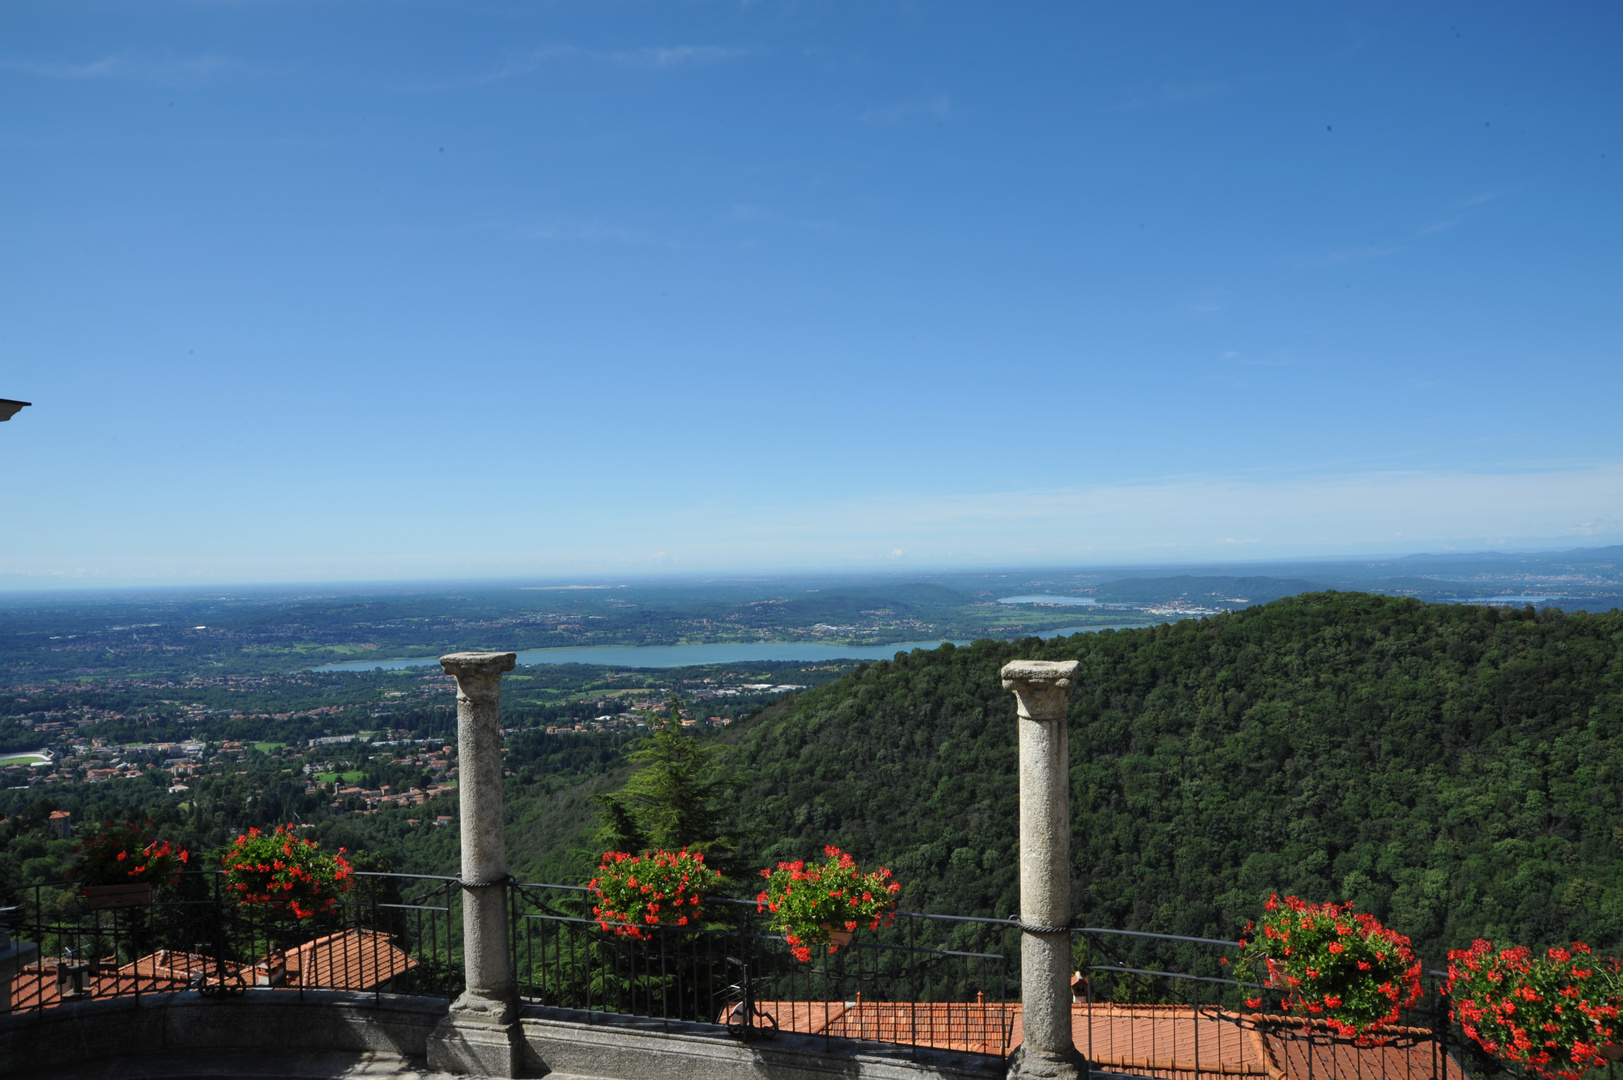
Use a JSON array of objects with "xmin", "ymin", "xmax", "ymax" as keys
[{"xmin": 309, "ymin": 625, "xmax": 1140, "ymax": 673}]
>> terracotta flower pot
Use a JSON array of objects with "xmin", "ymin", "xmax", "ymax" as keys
[
  {"xmin": 1265, "ymin": 958, "xmax": 1292, "ymax": 990},
  {"xmin": 81, "ymin": 882, "xmax": 154, "ymax": 909},
  {"xmin": 821, "ymin": 924, "xmax": 855, "ymax": 950}
]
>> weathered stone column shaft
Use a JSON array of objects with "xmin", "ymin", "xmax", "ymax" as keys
[
  {"xmin": 441, "ymin": 651, "xmax": 517, "ymax": 1016},
  {"xmin": 1002, "ymin": 659, "xmax": 1083, "ymax": 1079}
]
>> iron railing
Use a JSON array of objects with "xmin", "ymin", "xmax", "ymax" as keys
[
  {"xmin": 1073, "ymin": 926, "xmax": 1465, "ymax": 1080},
  {"xmin": 3, "ymin": 870, "xmax": 461, "ymax": 1014},
  {"xmin": 3, "ymin": 879, "xmax": 1589, "ymax": 1080},
  {"xmin": 507, "ymin": 880, "xmax": 1016, "ymax": 1060}
]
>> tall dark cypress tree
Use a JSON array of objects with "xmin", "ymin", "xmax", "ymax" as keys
[{"xmin": 593, "ymin": 695, "xmax": 735, "ymax": 862}]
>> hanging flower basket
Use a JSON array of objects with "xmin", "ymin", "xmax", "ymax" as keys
[
  {"xmin": 73, "ymin": 820, "xmax": 188, "ymax": 905},
  {"xmin": 757, "ymin": 845, "xmax": 900, "ymax": 963},
  {"xmin": 1230, "ymin": 894, "xmax": 1422, "ymax": 1044},
  {"xmin": 222, "ymin": 825, "xmax": 353, "ymax": 920},
  {"xmin": 588, "ymin": 848, "xmax": 722, "ymax": 939},
  {"xmin": 1447, "ymin": 939, "xmax": 1623, "ymax": 1080}
]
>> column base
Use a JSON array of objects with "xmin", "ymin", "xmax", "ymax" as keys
[
  {"xmin": 427, "ymin": 1003, "xmax": 522, "ymax": 1077},
  {"xmin": 1008, "ymin": 1043, "xmax": 1089, "ymax": 1080}
]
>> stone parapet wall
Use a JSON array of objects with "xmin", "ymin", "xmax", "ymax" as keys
[
  {"xmin": 0, "ymin": 989, "xmax": 446, "ymax": 1076},
  {"xmin": 0, "ymin": 992, "xmax": 1012, "ymax": 1079},
  {"xmin": 520, "ymin": 1005, "xmax": 1007, "ymax": 1080}
]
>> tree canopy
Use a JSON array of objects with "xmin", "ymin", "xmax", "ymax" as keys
[{"xmin": 698, "ymin": 593, "xmax": 1623, "ymax": 965}]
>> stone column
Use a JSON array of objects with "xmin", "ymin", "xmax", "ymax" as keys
[
  {"xmin": 428, "ymin": 651, "xmax": 521, "ymax": 1078},
  {"xmin": 1001, "ymin": 659, "xmax": 1084, "ymax": 1080}
]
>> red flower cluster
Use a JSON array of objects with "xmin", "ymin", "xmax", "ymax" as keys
[
  {"xmin": 588, "ymin": 848, "xmax": 721, "ymax": 939},
  {"xmin": 1448, "ymin": 939, "xmax": 1622, "ymax": 1080},
  {"xmin": 75, "ymin": 820, "xmax": 189, "ymax": 887},
  {"xmin": 221, "ymin": 825, "xmax": 353, "ymax": 920},
  {"xmin": 1232, "ymin": 894, "xmax": 1422, "ymax": 1043},
  {"xmin": 756, "ymin": 845, "xmax": 901, "ymax": 962}
]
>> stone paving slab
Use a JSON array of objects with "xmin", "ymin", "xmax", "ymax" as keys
[{"xmin": 9, "ymin": 1048, "xmax": 481, "ymax": 1080}]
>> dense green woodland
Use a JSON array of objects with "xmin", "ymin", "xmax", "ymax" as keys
[{"xmin": 716, "ymin": 593, "xmax": 1623, "ymax": 966}]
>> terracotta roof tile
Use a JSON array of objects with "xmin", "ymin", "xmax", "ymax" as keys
[
  {"xmin": 739, "ymin": 999, "xmax": 1465, "ymax": 1080},
  {"xmin": 9, "ymin": 931, "xmax": 416, "ymax": 1011},
  {"xmin": 280, "ymin": 928, "xmax": 418, "ymax": 990}
]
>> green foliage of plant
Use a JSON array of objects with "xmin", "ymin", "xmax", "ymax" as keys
[
  {"xmin": 1448, "ymin": 940, "xmax": 1623, "ymax": 1080},
  {"xmin": 588, "ymin": 848, "xmax": 721, "ymax": 937},
  {"xmin": 73, "ymin": 819, "xmax": 189, "ymax": 886},
  {"xmin": 222, "ymin": 824, "xmax": 354, "ymax": 919},
  {"xmin": 1232, "ymin": 893, "xmax": 1421, "ymax": 1040},
  {"xmin": 756, "ymin": 845, "xmax": 900, "ymax": 962}
]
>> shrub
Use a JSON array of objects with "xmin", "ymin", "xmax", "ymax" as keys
[
  {"xmin": 588, "ymin": 848, "xmax": 722, "ymax": 938},
  {"xmin": 757, "ymin": 845, "xmax": 900, "ymax": 962},
  {"xmin": 1447, "ymin": 940, "xmax": 1622, "ymax": 1080},
  {"xmin": 74, "ymin": 820, "xmax": 188, "ymax": 887},
  {"xmin": 1231, "ymin": 893, "xmax": 1422, "ymax": 1042},
  {"xmin": 221, "ymin": 825, "xmax": 353, "ymax": 920}
]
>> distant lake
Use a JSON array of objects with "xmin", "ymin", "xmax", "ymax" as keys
[
  {"xmin": 997, "ymin": 595, "xmax": 1099, "ymax": 606},
  {"xmin": 309, "ymin": 625, "xmax": 1139, "ymax": 673}
]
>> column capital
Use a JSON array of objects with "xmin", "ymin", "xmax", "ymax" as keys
[
  {"xmin": 1000, "ymin": 659, "xmax": 1080, "ymax": 721},
  {"xmin": 440, "ymin": 652, "xmax": 517, "ymax": 703}
]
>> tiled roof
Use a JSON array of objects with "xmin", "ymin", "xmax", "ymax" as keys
[
  {"xmin": 10, "ymin": 931, "xmax": 417, "ymax": 1012},
  {"xmin": 739, "ymin": 999, "xmax": 1465, "ymax": 1080},
  {"xmin": 10, "ymin": 950, "xmax": 213, "ymax": 1011},
  {"xmin": 723, "ymin": 998, "xmax": 1013, "ymax": 1056},
  {"xmin": 277, "ymin": 928, "xmax": 418, "ymax": 990}
]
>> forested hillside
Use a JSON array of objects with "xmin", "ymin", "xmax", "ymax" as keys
[{"xmin": 716, "ymin": 593, "xmax": 1623, "ymax": 965}]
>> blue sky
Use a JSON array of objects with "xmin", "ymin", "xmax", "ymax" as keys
[{"xmin": 1, "ymin": 2, "xmax": 1619, "ymax": 587}]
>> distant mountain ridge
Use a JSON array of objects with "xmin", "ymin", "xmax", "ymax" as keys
[
  {"xmin": 770, "ymin": 583, "xmax": 971, "ymax": 625},
  {"xmin": 1092, "ymin": 576, "xmax": 1319, "ymax": 607}
]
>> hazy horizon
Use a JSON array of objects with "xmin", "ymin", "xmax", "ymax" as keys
[{"xmin": 2, "ymin": 540, "xmax": 1618, "ymax": 596}]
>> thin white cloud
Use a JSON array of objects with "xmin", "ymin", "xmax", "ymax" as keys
[
  {"xmin": 1116, "ymin": 80, "xmax": 1245, "ymax": 110},
  {"xmin": 515, "ymin": 217, "xmax": 666, "ymax": 246},
  {"xmin": 1416, "ymin": 218, "xmax": 1463, "ymax": 238},
  {"xmin": 1239, "ymin": 353, "xmax": 1312, "ymax": 367},
  {"xmin": 1452, "ymin": 189, "xmax": 1510, "ymax": 211},
  {"xmin": 729, "ymin": 203, "xmax": 833, "ymax": 231},
  {"xmin": 606, "ymin": 46, "xmax": 742, "ymax": 69},
  {"xmin": 468, "ymin": 44, "xmax": 744, "ymax": 86},
  {"xmin": 1296, "ymin": 190, "xmax": 1510, "ymax": 270},
  {"xmin": 1293, "ymin": 243, "xmax": 1404, "ymax": 269},
  {"xmin": 859, "ymin": 94, "xmax": 952, "ymax": 125},
  {"xmin": 0, "ymin": 51, "xmax": 242, "ymax": 86},
  {"xmin": 673, "ymin": 463, "xmax": 1623, "ymax": 567}
]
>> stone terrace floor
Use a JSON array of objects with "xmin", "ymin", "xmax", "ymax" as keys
[{"xmin": 12, "ymin": 1050, "xmax": 474, "ymax": 1080}]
